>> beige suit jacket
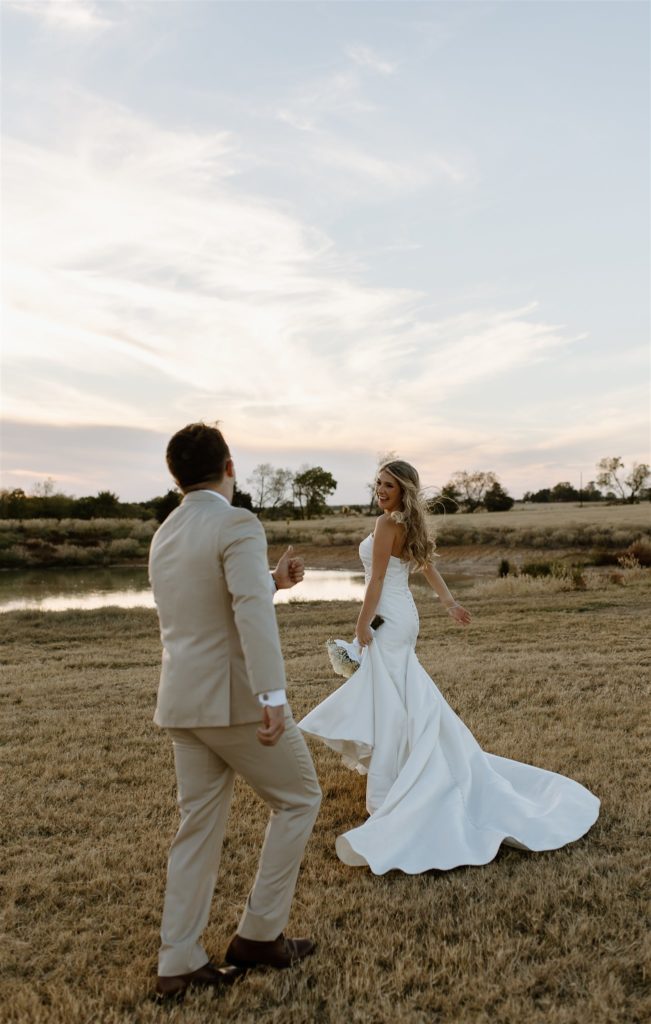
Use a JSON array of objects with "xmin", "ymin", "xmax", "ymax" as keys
[{"xmin": 149, "ymin": 491, "xmax": 287, "ymax": 727}]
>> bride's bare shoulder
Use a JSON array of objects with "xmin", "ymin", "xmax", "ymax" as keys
[{"xmin": 374, "ymin": 513, "xmax": 397, "ymax": 535}]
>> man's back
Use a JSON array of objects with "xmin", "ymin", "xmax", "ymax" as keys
[{"xmin": 149, "ymin": 491, "xmax": 286, "ymax": 728}]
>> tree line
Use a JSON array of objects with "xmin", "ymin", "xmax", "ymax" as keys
[
  {"xmin": 522, "ymin": 458, "xmax": 650, "ymax": 505},
  {"xmin": 1, "ymin": 455, "xmax": 647, "ymax": 523},
  {"xmin": 0, "ymin": 462, "xmax": 339, "ymax": 523}
]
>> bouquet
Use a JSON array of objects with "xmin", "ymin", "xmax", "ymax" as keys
[{"xmin": 326, "ymin": 638, "xmax": 362, "ymax": 678}]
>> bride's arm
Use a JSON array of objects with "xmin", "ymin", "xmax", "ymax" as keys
[
  {"xmin": 355, "ymin": 516, "xmax": 395, "ymax": 647},
  {"xmin": 422, "ymin": 562, "xmax": 472, "ymax": 626}
]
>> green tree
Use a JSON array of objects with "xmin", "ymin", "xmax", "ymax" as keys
[
  {"xmin": 148, "ymin": 490, "xmax": 181, "ymax": 523},
  {"xmin": 0, "ymin": 488, "xmax": 28, "ymax": 518},
  {"xmin": 232, "ymin": 486, "xmax": 254, "ymax": 512},
  {"xmin": 72, "ymin": 491, "xmax": 122, "ymax": 519},
  {"xmin": 428, "ymin": 484, "xmax": 461, "ymax": 514},
  {"xmin": 523, "ymin": 488, "xmax": 551, "ymax": 503},
  {"xmin": 581, "ymin": 481, "xmax": 603, "ymax": 502},
  {"xmin": 551, "ymin": 481, "xmax": 579, "ymax": 502},
  {"xmin": 293, "ymin": 466, "xmax": 337, "ymax": 519},
  {"xmin": 484, "ymin": 481, "xmax": 514, "ymax": 512}
]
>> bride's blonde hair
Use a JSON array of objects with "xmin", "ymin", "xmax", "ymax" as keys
[{"xmin": 378, "ymin": 460, "xmax": 436, "ymax": 570}]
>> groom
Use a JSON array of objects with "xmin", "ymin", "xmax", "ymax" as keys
[{"xmin": 149, "ymin": 421, "xmax": 322, "ymax": 1001}]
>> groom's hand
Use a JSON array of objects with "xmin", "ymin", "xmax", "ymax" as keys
[
  {"xmin": 257, "ymin": 705, "xmax": 286, "ymax": 746},
  {"xmin": 273, "ymin": 545, "xmax": 305, "ymax": 590}
]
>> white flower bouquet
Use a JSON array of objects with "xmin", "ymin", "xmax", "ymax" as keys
[{"xmin": 326, "ymin": 638, "xmax": 362, "ymax": 678}]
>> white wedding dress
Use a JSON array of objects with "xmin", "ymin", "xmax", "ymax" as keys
[{"xmin": 298, "ymin": 534, "xmax": 600, "ymax": 875}]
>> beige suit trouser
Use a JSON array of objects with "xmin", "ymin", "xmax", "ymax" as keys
[{"xmin": 158, "ymin": 710, "xmax": 322, "ymax": 977}]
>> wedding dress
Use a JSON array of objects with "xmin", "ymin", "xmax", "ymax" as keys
[{"xmin": 298, "ymin": 534, "xmax": 600, "ymax": 875}]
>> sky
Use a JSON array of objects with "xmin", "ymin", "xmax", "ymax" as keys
[{"xmin": 1, "ymin": 0, "xmax": 649, "ymax": 504}]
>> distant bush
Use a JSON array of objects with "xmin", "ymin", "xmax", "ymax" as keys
[
  {"xmin": 627, "ymin": 539, "xmax": 651, "ymax": 566},
  {"xmin": 107, "ymin": 538, "xmax": 142, "ymax": 558},
  {"xmin": 130, "ymin": 520, "xmax": 158, "ymax": 540},
  {"xmin": 1, "ymin": 546, "xmax": 29, "ymax": 568},
  {"xmin": 589, "ymin": 539, "xmax": 651, "ymax": 568},
  {"xmin": 435, "ymin": 523, "xmax": 650, "ymax": 550},
  {"xmin": 471, "ymin": 564, "xmax": 641, "ymax": 597},
  {"xmin": 590, "ymin": 550, "xmax": 621, "ymax": 566},
  {"xmin": 55, "ymin": 544, "xmax": 104, "ymax": 566},
  {"xmin": 0, "ymin": 518, "xmax": 156, "ymax": 569},
  {"xmin": 520, "ymin": 561, "xmax": 554, "ymax": 578}
]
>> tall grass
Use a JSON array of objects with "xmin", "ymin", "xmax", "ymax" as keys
[
  {"xmin": 0, "ymin": 518, "xmax": 157, "ymax": 568},
  {"xmin": 1, "ymin": 504, "xmax": 649, "ymax": 569}
]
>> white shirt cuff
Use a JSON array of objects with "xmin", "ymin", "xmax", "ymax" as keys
[{"xmin": 258, "ymin": 689, "xmax": 286, "ymax": 707}]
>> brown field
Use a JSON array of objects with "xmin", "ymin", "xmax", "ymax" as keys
[
  {"xmin": 266, "ymin": 502, "xmax": 651, "ymax": 574},
  {"xmin": 1, "ymin": 570, "xmax": 650, "ymax": 1023}
]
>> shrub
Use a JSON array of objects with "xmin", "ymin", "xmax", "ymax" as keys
[
  {"xmin": 569, "ymin": 568, "xmax": 588, "ymax": 590},
  {"xmin": 107, "ymin": 538, "xmax": 142, "ymax": 559},
  {"xmin": 627, "ymin": 539, "xmax": 651, "ymax": 566},
  {"xmin": 54, "ymin": 544, "xmax": 100, "ymax": 566},
  {"xmin": 0, "ymin": 545, "xmax": 29, "ymax": 568},
  {"xmin": 520, "ymin": 561, "xmax": 553, "ymax": 578},
  {"xmin": 590, "ymin": 550, "xmax": 621, "ymax": 566},
  {"xmin": 130, "ymin": 520, "xmax": 157, "ymax": 540}
]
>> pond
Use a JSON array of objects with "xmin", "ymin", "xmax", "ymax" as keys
[
  {"xmin": 0, "ymin": 566, "xmax": 368, "ymax": 613},
  {"xmin": 0, "ymin": 565, "xmax": 474, "ymax": 614}
]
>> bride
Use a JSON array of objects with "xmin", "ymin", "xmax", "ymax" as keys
[{"xmin": 298, "ymin": 460, "xmax": 600, "ymax": 875}]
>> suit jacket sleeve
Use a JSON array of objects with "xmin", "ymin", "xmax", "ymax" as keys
[{"xmin": 221, "ymin": 509, "xmax": 287, "ymax": 698}]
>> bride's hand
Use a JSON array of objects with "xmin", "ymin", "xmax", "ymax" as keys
[
  {"xmin": 355, "ymin": 624, "xmax": 373, "ymax": 648},
  {"xmin": 448, "ymin": 603, "xmax": 471, "ymax": 626}
]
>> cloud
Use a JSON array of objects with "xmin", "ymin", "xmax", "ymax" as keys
[
  {"xmin": 309, "ymin": 136, "xmax": 471, "ymax": 190},
  {"xmin": 2, "ymin": 90, "xmax": 586, "ymax": 459},
  {"xmin": 273, "ymin": 53, "xmax": 475, "ymax": 192},
  {"xmin": 276, "ymin": 69, "xmax": 376, "ymax": 133},
  {"xmin": 345, "ymin": 44, "xmax": 397, "ymax": 76},
  {"xmin": 6, "ymin": 89, "xmax": 642, "ymax": 501},
  {"xmin": 4, "ymin": 0, "xmax": 115, "ymax": 33}
]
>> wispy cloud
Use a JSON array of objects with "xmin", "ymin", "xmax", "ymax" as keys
[
  {"xmin": 2, "ymin": 1, "xmax": 647, "ymax": 500},
  {"xmin": 276, "ymin": 69, "xmax": 376, "ymax": 133},
  {"xmin": 345, "ymin": 44, "xmax": 397, "ymax": 76},
  {"xmin": 3, "ymin": 91, "xmax": 582, "ymax": 461},
  {"xmin": 5, "ymin": 0, "xmax": 115, "ymax": 33},
  {"xmin": 275, "ymin": 60, "xmax": 475, "ymax": 191},
  {"xmin": 310, "ymin": 135, "xmax": 474, "ymax": 190},
  {"xmin": 6, "ymin": 115, "xmax": 617, "ymax": 484}
]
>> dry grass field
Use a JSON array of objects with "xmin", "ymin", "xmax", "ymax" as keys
[
  {"xmin": 1, "ymin": 570, "xmax": 650, "ymax": 1024},
  {"xmin": 265, "ymin": 504, "xmax": 651, "ymax": 576}
]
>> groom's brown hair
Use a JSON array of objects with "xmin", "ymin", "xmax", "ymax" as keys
[{"xmin": 166, "ymin": 422, "xmax": 231, "ymax": 488}]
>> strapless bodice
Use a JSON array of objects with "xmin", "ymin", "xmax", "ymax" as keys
[{"xmin": 359, "ymin": 533, "xmax": 410, "ymax": 590}]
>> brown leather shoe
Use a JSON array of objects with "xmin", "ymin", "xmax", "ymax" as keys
[
  {"xmin": 225, "ymin": 932, "xmax": 315, "ymax": 970},
  {"xmin": 155, "ymin": 960, "xmax": 245, "ymax": 1001}
]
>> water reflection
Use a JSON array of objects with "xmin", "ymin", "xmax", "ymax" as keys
[
  {"xmin": 275, "ymin": 571, "xmax": 366, "ymax": 604},
  {"xmin": 0, "ymin": 567, "xmax": 366, "ymax": 613}
]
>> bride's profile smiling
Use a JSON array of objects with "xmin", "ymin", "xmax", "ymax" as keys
[{"xmin": 376, "ymin": 469, "xmax": 402, "ymax": 515}]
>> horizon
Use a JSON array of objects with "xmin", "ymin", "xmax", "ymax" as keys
[{"xmin": 1, "ymin": 1, "xmax": 649, "ymax": 504}]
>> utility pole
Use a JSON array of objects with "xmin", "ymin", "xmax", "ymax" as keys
[{"xmin": 579, "ymin": 471, "xmax": 583, "ymax": 507}]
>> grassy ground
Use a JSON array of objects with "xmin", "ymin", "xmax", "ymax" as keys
[{"xmin": 1, "ymin": 572, "xmax": 650, "ymax": 1023}]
